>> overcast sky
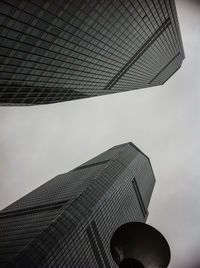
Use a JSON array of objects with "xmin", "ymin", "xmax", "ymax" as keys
[{"xmin": 0, "ymin": 0, "xmax": 200, "ymax": 267}]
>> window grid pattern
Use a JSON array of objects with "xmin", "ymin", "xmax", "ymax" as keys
[
  {"xmin": 0, "ymin": 0, "xmax": 184, "ymax": 105},
  {"xmin": 0, "ymin": 142, "xmax": 155, "ymax": 267}
]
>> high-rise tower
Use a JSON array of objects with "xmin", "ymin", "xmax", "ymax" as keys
[
  {"xmin": 0, "ymin": 143, "xmax": 155, "ymax": 267},
  {"xmin": 0, "ymin": 0, "xmax": 184, "ymax": 105}
]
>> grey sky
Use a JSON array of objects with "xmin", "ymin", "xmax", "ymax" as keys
[{"xmin": 0, "ymin": 0, "xmax": 200, "ymax": 267}]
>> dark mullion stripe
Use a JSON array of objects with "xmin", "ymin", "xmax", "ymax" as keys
[
  {"xmin": 86, "ymin": 226, "xmax": 105, "ymax": 267},
  {"xmin": 132, "ymin": 179, "xmax": 147, "ymax": 217},
  {"xmin": 117, "ymin": 0, "xmax": 172, "ymax": 75},
  {"xmin": 157, "ymin": 0, "xmax": 179, "ymax": 55},
  {"xmin": 120, "ymin": 0, "xmax": 171, "ymax": 69},
  {"xmin": 104, "ymin": 18, "xmax": 171, "ymax": 91},
  {"xmin": 91, "ymin": 221, "xmax": 111, "ymax": 268},
  {"xmin": 158, "ymin": 0, "xmax": 179, "ymax": 52},
  {"xmin": 163, "ymin": 0, "xmax": 182, "ymax": 54},
  {"xmin": 167, "ymin": 0, "xmax": 185, "ymax": 56},
  {"xmin": 137, "ymin": 0, "xmax": 173, "ymax": 63},
  {"xmin": 148, "ymin": 0, "xmax": 175, "ymax": 59},
  {"xmin": 153, "ymin": 0, "xmax": 175, "ymax": 59},
  {"xmin": 112, "ymin": 43, "xmax": 179, "ymax": 83}
]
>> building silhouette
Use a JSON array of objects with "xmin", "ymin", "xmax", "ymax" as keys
[
  {"xmin": 0, "ymin": 0, "xmax": 184, "ymax": 105},
  {"xmin": 0, "ymin": 143, "xmax": 155, "ymax": 267}
]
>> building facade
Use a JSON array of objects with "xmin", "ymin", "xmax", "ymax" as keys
[
  {"xmin": 0, "ymin": 0, "xmax": 184, "ymax": 105},
  {"xmin": 0, "ymin": 143, "xmax": 155, "ymax": 267}
]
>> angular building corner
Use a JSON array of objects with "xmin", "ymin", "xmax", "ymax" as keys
[
  {"xmin": 0, "ymin": 0, "xmax": 184, "ymax": 106},
  {"xmin": 0, "ymin": 143, "xmax": 155, "ymax": 267}
]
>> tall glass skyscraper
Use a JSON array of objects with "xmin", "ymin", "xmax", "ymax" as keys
[
  {"xmin": 0, "ymin": 143, "xmax": 155, "ymax": 267},
  {"xmin": 0, "ymin": 0, "xmax": 184, "ymax": 105}
]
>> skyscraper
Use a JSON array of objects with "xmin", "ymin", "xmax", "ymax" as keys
[
  {"xmin": 0, "ymin": 0, "xmax": 184, "ymax": 105},
  {"xmin": 0, "ymin": 142, "xmax": 155, "ymax": 267}
]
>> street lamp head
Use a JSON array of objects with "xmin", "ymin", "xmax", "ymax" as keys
[{"xmin": 110, "ymin": 222, "xmax": 170, "ymax": 268}]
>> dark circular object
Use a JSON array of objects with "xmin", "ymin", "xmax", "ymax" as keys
[{"xmin": 110, "ymin": 222, "xmax": 171, "ymax": 268}]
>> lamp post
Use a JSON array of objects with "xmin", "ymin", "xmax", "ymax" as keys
[{"xmin": 110, "ymin": 222, "xmax": 170, "ymax": 268}]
